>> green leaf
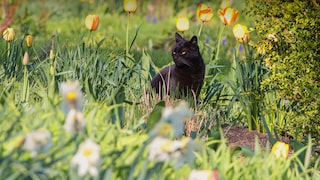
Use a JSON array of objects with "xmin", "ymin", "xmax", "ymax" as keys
[{"xmin": 147, "ymin": 101, "xmax": 165, "ymax": 132}]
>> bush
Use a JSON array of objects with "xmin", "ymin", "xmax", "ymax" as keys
[{"xmin": 245, "ymin": 0, "xmax": 320, "ymax": 139}]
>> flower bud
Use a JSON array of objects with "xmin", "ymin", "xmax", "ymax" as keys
[
  {"xmin": 50, "ymin": 49, "xmax": 55, "ymax": 61},
  {"xmin": 25, "ymin": 35, "xmax": 33, "ymax": 47},
  {"xmin": 22, "ymin": 51, "xmax": 29, "ymax": 65}
]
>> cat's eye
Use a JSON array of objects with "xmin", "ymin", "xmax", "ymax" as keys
[
  {"xmin": 181, "ymin": 51, "xmax": 186, "ymax": 55},
  {"xmin": 172, "ymin": 51, "xmax": 177, "ymax": 55}
]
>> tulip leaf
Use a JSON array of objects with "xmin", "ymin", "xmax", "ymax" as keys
[{"xmin": 147, "ymin": 100, "xmax": 165, "ymax": 132}]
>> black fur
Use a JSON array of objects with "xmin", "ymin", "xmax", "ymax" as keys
[{"xmin": 151, "ymin": 33, "xmax": 205, "ymax": 98}]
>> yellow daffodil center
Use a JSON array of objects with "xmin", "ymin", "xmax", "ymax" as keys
[
  {"xmin": 83, "ymin": 148, "xmax": 93, "ymax": 157},
  {"xmin": 66, "ymin": 91, "xmax": 77, "ymax": 102}
]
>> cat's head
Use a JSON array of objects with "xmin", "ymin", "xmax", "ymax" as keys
[{"xmin": 172, "ymin": 33, "xmax": 201, "ymax": 68}]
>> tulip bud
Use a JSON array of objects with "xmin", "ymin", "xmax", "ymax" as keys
[
  {"xmin": 25, "ymin": 35, "xmax": 33, "ymax": 47},
  {"xmin": 50, "ymin": 65, "xmax": 55, "ymax": 76},
  {"xmin": 123, "ymin": 0, "xmax": 137, "ymax": 13},
  {"xmin": 2, "ymin": 28, "xmax": 15, "ymax": 42},
  {"xmin": 85, "ymin": 14, "xmax": 99, "ymax": 31},
  {"xmin": 176, "ymin": 16, "xmax": 190, "ymax": 32},
  {"xmin": 50, "ymin": 49, "xmax": 55, "ymax": 61},
  {"xmin": 22, "ymin": 51, "xmax": 29, "ymax": 65}
]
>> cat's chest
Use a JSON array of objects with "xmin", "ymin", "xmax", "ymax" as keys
[{"xmin": 170, "ymin": 66, "xmax": 204, "ymax": 86}]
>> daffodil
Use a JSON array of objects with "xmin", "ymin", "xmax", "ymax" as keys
[
  {"xmin": 25, "ymin": 35, "xmax": 33, "ymax": 47},
  {"xmin": 71, "ymin": 139, "xmax": 100, "ymax": 177},
  {"xmin": 64, "ymin": 108, "xmax": 86, "ymax": 134},
  {"xmin": 148, "ymin": 137, "xmax": 195, "ymax": 167},
  {"xmin": 23, "ymin": 129, "xmax": 52, "ymax": 157},
  {"xmin": 2, "ymin": 27, "xmax": 15, "ymax": 41},
  {"xmin": 150, "ymin": 101, "xmax": 192, "ymax": 138},
  {"xmin": 271, "ymin": 141, "xmax": 289, "ymax": 159},
  {"xmin": 85, "ymin": 14, "xmax": 99, "ymax": 31},
  {"xmin": 176, "ymin": 16, "xmax": 190, "ymax": 32},
  {"xmin": 123, "ymin": 0, "xmax": 137, "ymax": 13},
  {"xmin": 196, "ymin": 4, "xmax": 214, "ymax": 22},
  {"xmin": 59, "ymin": 81, "xmax": 83, "ymax": 111},
  {"xmin": 233, "ymin": 24, "xmax": 249, "ymax": 43},
  {"xmin": 218, "ymin": 7, "xmax": 238, "ymax": 26}
]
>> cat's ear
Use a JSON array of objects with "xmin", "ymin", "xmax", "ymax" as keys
[
  {"xmin": 190, "ymin": 36, "xmax": 198, "ymax": 45},
  {"xmin": 175, "ymin": 32, "xmax": 184, "ymax": 42}
]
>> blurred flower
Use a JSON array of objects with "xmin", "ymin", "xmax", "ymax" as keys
[
  {"xmin": 188, "ymin": 169, "xmax": 218, "ymax": 180},
  {"xmin": 196, "ymin": 4, "xmax": 214, "ymax": 22},
  {"xmin": 2, "ymin": 27, "xmax": 15, "ymax": 42},
  {"xmin": 85, "ymin": 14, "xmax": 99, "ymax": 31},
  {"xmin": 265, "ymin": 57, "xmax": 272, "ymax": 69},
  {"xmin": 218, "ymin": 7, "xmax": 238, "ymax": 26},
  {"xmin": 64, "ymin": 108, "xmax": 86, "ymax": 134},
  {"xmin": 123, "ymin": 0, "xmax": 137, "ymax": 13},
  {"xmin": 50, "ymin": 49, "xmax": 55, "ymax": 61},
  {"xmin": 271, "ymin": 141, "xmax": 289, "ymax": 159},
  {"xmin": 151, "ymin": 101, "xmax": 192, "ymax": 137},
  {"xmin": 267, "ymin": 33, "xmax": 278, "ymax": 42},
  {"xmin": 176, "ymin": 16, "xmax": 190, "ymax": 32},
  {"xmin": 25, "ymin": 35, "xmax": 33, "ymax": 47},
  {"xmin": 71, "ymin": 139, "xmax": 100, "ymax": 177},
  {"xmin": 220, "ymin": 0, "xmax": 231, "ymax": 9},
  {"xmin": 148, "ymin": 137, "xmax": 195, "ymax": 167},
  {"xmin": 59, "ymin": 81, "xmax": 83, "ymax": 110},
  {"xmin": 22, "ymin": 51, "xmax": 29, "ymax": 65},
  {"xmin": 23, "ymin": 129, "xmax": 52, "ymax": 157},
  {"xmin": 233, "ymin": 24, "xmax": 249, "ymax": 43}
]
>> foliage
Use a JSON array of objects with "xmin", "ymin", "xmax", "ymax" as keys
[{"xmin": 245, "ymin": 0, "xmax": 320, "ymax": 139}]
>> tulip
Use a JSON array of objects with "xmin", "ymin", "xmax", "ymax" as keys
[
  {"xmin": 85, "ymin": 14, "xmax": 99, "ymax": 31},
  {"xmin": 218, "ymin": 7, "xmax": 238, "ymax": 26},
  {"xmin": 2, "ymin": 27, "xmax": 15, "ymax": 41},
  {"xmin": 271, "ymin": 141, "xmax": 289, "ymax": 159},
  {"xmin": 123, "ymin": 0, "xmax": 137, "ymax": 13},
  {"xmin": 25, "ymin": 35, "xmax": 33, "ymax": 47},
  {"xmin": 196, "ymin": 4, "xmax": 214, "ymax": 22},
  {"xmin": 220, "ymin": 0, "xmax": 231, "ymax": 9},
  {"xmin": 176, "ymin": 16, "xmax": 190, "ymax": 32},
  {"xmin": 233, "ymin": 24, "xmax": 249, "ymax": 43},
  {"xmin": 22, "ymin": 51, "xmax": 29, "ymax": 65}
]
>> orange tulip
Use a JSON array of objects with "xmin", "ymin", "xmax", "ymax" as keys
[
  {"xmin": 85, "ymin": 14, "xmax": 99, "ymax": 31},
  {"xmin": 25, "ymin": 35, "xmax": 33, "ymax": 47},
  {"xmin": 176, "ymin": 16, "xmax": 190, "ymax": 32},
  {"xmin": 196, "ymin": 4, "xmax": 214, "ymax": 22},
  {"xmin": 233, "ymin": 24, "xmax": 249, "ymax": 43},
  {"xmin": 123, "ymin": 0, "xmax": 137, "ymax": 13},
  {"xmin": 218, "ymin": 7, "xmax": 238, "ymax": 26}
]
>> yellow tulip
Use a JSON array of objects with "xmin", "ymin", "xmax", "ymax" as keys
[
  {"xmin": 233, "ymin": 24, "xmax": 249, "ymax": 43},
  {"xmin": 123, "ymin": 0, "xmax": 137, "ymax": 13},
  {"xmin": 25, "ymin": 35, "xmax": 33, "ymax": 47},
  {"xmin": 271, "ymin": 141, "xmax": 289, "ymax": 159},
  {"xmin": 176, "ymin": 16, "xmax": 190, "ymax": 32},
  {"xmin": 220, "ymin": 0, "xmax": 231, "ymax": 9},
  {"xmin": 196, "ymin": 4, "xmax": 214, "ymax": 22},
  {"xmin": 85, "ymin": 14, "xmax": 99, "ymax": 31},
  {"xmin": 50, "ymin": 49, "xmax": 55, "ymax": 61},
  {"xmin": 218, "ymin": 7, "xmax": 238, "ymax": 26},
  {"xmin": 2, "ymin": 27, "xmax": 15, "ymax": 41}
]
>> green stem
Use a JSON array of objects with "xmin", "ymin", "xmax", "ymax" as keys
[
  {"xmin": 197, "ymin": 22, "xmax": 204, "ymax": 38},
  {"xmin": 214, "ymin": 25, "xmax": 226, "ymax": 62},
  {"xmin": 22, "ymin": 65, "xmax": 28, "ymax": 102},
  {"xmin": 126, "ymin": 12, "xmax": 130, "ymax": 58}
]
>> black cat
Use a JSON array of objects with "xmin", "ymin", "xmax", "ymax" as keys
[{"xmin": 151, "ymin": 33, "xmax": 205, "ymax": 98}]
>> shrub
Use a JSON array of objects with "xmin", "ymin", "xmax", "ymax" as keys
[{"xmin": 245, "ymin": 0, "xmax": 320, "ymax": 139}]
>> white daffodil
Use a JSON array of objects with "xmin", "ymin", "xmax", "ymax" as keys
[
  {"xmin": 59, "ymin": 81, "xmax": 83, "ymax": 111},
  {"xmin": 23, "ymin": 129, "xmax": 52, "ymax": 157},
  {"xmin": 71, "ymin": 139, "xmax": 100, "ymax": 177},
  {"xmin": 148, "ymin": 137, "xmax": 195, "ymax": 167},
  {"xmin": 64, "ymin": 108, "xmax": 86, "ymax": 134},
  {"xmin": 151, "ymin": 101, "xmax": 193, "ymax": 138}
]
